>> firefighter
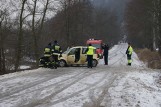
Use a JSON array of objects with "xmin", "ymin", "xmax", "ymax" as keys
[
  {"xmin": 126, "ymin": 42, "xmax": 133, "ymax": 66},
  {"xmin": 102, "ymin": 43, "xmax": 109, "ymax": 65},
  {"xmin": 39, "ymin": 56, "xmax": 46, "ymax": 67},
  {"xmin": 85, "ymin": 44, "xmax": 96, "ymax": 68},
  {"xmin": 44, "ymin": 43, "xmax": 52, "ymax": 68},
  {"xmin": 51, "ymin": 40, "xmax": 62, "ymax": 69}
]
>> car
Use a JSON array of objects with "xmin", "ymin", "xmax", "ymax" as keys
[{"xmin": 59, "ymin": 46, "xmax": 99, "ymax": 67}]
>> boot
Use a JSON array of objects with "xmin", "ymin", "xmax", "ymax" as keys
[{"xmin": 128, "ymin": 63, "xmax": 131, "ymax": 66}]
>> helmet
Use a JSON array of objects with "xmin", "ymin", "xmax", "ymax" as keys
[
  {"xmin": 89, "ymin": 43, "xmax": 92, "ymax": 46},
  {"xmin": 48, "ymin": 43, "xmax": 51, "ymax": 46},
  {"xmin": 128, "ymin": 42, "xmax": 131, "ymax": 45},
  {"xmin": 54, "ymin": 40, "xmax": 57, "ymax": 43}
]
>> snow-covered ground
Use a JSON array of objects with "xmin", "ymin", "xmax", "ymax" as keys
[{"xmin": 0, "ymin": 43, "xmax": 161, "ymax": 107}]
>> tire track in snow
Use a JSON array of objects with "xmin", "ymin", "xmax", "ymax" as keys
[
  {"xmin": 0, "ymin": 68, "xmax": 85, "ymax": 99},
  {"xmin": 87, "ymin": 73, "xmax": 118, "ymax": 107},
  {"xmin": 109, "ymin": 44, "xmax": 125, "ymax": 66},
  {"xmin": 25, "ymin": 50, "xmax": 126, "ymax": 107},
  {"xmin": 83, "ymin": 44, "xmax": 130, "ymax": 106},
  {"xmin": 108, "ymin": 44, "xmax": 123, "ymax": 60},
  {"xmin": 18, "ymin": 68, "xmax": 109, "ymax": 107},
  {"xmin": 43, "ymin": 71, "xmax": 114, "ymax": 107},
  {"xmin": 47, "ymin": 68, "xmax": 121, "ymax": 107},
  {"xmin": 0, "ymin": 68, "xmax": 52, "ymax": 82},
  {"xmin": 0, "ymin": 44, "xmax": 122, "ymax": 99},
  {"xmin": 89, "ymin": 44, "xmax": 126, "ymax": 106},
  {"xmin": 0, "ymin": 43, "xmax": 129, "ymax": 107},
  {"xmin": 99, "ymin": 66, "xmax": 152, "ymax": 107},
  {"xmin": 0, "ymin": 44, "xmax": 122, "ymax": 104},
  {"xmin": 90, "ymin": 60, "xmax": 138, "ymax": 106}
]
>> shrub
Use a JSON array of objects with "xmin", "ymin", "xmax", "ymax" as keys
[{"xmin": 136, "ymin": 48, "xmax": 161, "ymax": 69}]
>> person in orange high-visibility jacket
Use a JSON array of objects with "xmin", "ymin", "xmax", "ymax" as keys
[
  {"xmin": 85, "ymin": 44, "xmax": 96, "ymax": 68},
  {"xmin": 126, "ymin": 42, "xmax": 133, "ymax": 66}
]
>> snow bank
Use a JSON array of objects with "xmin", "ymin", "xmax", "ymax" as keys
[{"xmin": 106, "ymin": 71, "xmax": 161, "ymax": 107}]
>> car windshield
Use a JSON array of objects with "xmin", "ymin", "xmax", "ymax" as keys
[
  {"xmin": 92, "ymin": 44, "xmax": 101, "ymax": 49},
  {"xmin": 63, "ymin": 48, "xmax": 74, "ymax": 54},
  {"xmin": 63, "ymin": 51, "xmax": 68, "ymax": 54}
]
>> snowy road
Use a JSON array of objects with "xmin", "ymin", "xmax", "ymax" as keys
[{"xmin": 0, "ymin": 43, "xmax": 161, "ymax": 107}]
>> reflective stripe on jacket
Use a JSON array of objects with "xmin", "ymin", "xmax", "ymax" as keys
[
  {"xmin": 52, "ymin": 44, "xmax": 62, "ymax": 54},
  {"xmin": 87, "ymin": 46, "xmax": 95, "ymax": 55},
  {"xmin": 128, "ymin": 46, "xmax": 133, "ymax": 55},
  {"xmin": 44, "ymin": 47, "xmax": 51, "ymax": 57}
]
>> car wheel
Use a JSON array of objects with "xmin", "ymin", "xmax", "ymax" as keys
[
  {"xmin": 92, "ymin": 59, "xmax": 98, "ymax": 67},
  {"xmin": 59, "ymin": 60, "xmax": 67, "ymax": 67}
]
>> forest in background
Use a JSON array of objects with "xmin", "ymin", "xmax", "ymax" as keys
[
  {"xmin": 125, "ymin": 0, "xmax": 161, "ymax": 52},
  {"xmin": 0, "ymin": 0, "xmax": 161, "ymax": 75}
]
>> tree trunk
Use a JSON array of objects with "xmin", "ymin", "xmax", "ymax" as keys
[
  {"xmin": 0, "ymin": 21, "xmax": 2, "ymax": 74},
  {"xmin": 39, "ymin": 0, "xmax": 49, "ymax": 32},
  {"xmin": 32, "ymin": 0, "xmax": 39, "ymax": 67},
  {"xmin": 64, "ymin": 1, "xmax": 71, "ymax": 46},
  {"xmin": 0, "ymin": 19, "xmax": 6, "ymax": 74},
  {"xmin": 158, "ymin": 0, "xmax": 161, "ymax": 54},
  {"xmin": 36, "ymin": 0, "xmax": 49, "ymax": 60},
  {"xmin": 14, "ymin": 0, "xmax": 27, "ymax": 72},
  {"xmin": 152, "ymin": 0, "xmax": 157, "ymax": 51},
  {"xmin": 2, "ymin": 47, "xmax": 5, "ymax": 72}
]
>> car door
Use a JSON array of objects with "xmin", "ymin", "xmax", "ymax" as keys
[
  {"xmin": 80, "ymin": 47, "xmax": 87, "ymax": 64},
  {"xmin": 75, "ymin": 48, "xmax": 81, "ymax": 63},
  {"xmin": 67, "ymin": 48, "xmax": 76, "ymax": 64}
]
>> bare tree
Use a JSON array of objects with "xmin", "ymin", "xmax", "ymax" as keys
[
  {"xmin": 30, "ymin": 0, "xmax": 39, "ymax": 66},
  {"xmin": 46, "ymin": 0, "xmax": 121, "ymax": 48},
  {"xmin": 0, "ymin": 9, "xmax": 12, "ymax": 74},
  {"xmin": 59, "ymin": 0, "xmax": 71, "ymax": 46},
  {"xmin": 35, "ymin": 0, "xmax": 50, "ymax": 66},
  {"xmin": 151, "ymin": 0, "xmax": 161, "ymax": 50},
  {"xmin": 39, "ymin": 0, "xmax": 50, "ymax": 32},
  {"xmin": 0, "ymin": 11, "xmax": 6, "ymax": 74},
  {"xmin": 26, "ymin": 0, "xmax": 54, "ymax": 66},
  {"xmin": 14, "ymin": 0, "xmax": 27, "ymax": 72},
  {"xmin": 159, "ymin": 0, "xmax": 161, "ymax": 54},
  {"xmin": 125, "ymin": 0, "xmax": 161, "ymax": 51}
]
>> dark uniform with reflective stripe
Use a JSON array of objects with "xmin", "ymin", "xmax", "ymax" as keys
[
  {"xmin": 102, "ymin": 44, "xmax": 109, "ymax": 65},
  {"xmin": 39, "ymin": 56, "xmax": 46, "ymax": 67},
  {"xmin": 44, "ymin": 44, "xmax": 52, "ymax": 67},
  {"xmin": 51, "ymin": 41, "xmax": 62, "ymax": 69}
]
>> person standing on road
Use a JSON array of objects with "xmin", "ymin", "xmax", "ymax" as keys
[
  {"xmin": 51, "ymin": 40, "xmax": 62, "ymax": 69},
  {"xmin": 102, "ymin": 43, "xmax": 109, "ymax": 65},
  {"xmin": 44, "ymin": 43, "xmax": 52, "ymax": 68},
  {"xmin": 126, "ymin": 42, "xmax": 133, "ymax": 66},
  {"xmin": 85, "ymin": 44, "xmax": 95, "ymax": 68}
]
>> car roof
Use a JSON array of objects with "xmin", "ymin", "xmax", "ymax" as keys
[{"xmin": 71, "ymin": 46, "xmax": 87, "ymax": 48}]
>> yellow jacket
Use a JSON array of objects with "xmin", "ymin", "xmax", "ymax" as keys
[{"xmin": 86, "ymin": 46, "xmax": 95, "ymax": 55}]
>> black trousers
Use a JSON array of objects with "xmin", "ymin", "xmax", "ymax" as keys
[
  {"xmin": 104, "ymin": 54, "xmax": 108, "ymax": 65},
  {"xmin": 52, "ymin": 55, "xmax": 59, "ymax": 68},
  {"xmin": 127, "ymin": 54, "xmax": 132, "ymax": 65},
  {"xmin": 87, "ymin": 55, "xmax": 93, "ymax": 68},
  {"xmin": 44, "ymin": 56, "xmax": 51, "ymax": 67}
]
